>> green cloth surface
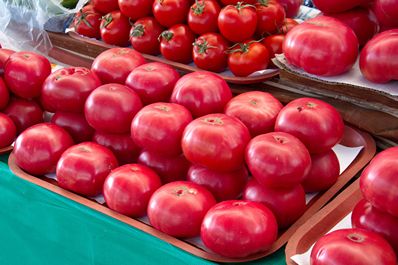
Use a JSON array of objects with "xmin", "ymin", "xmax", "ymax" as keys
[{"xmin": 0, "ymin": 154, "xmax": 286, "ymax": 265}]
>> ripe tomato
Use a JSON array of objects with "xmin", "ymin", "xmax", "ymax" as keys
[
  {"xmin": 118, "ymin": 0, "xmax": 152, "ymax": 20},
  {"xmin": 171, "ymin": 72, "xmax": 232, "ymax": 117},
  {"xmin": 201, "ymin": 200, "xmax": 278, "ymax": 258},
  {"xmin": 92, "ymin": 0, "xmax": 119, "ymax": 14},
  {"xmin": 130, "ymin": 17, "xmax": 164, "ymax": 55},
  {"xmin": 104, "ymin": 164, "xmax": 161, "ymax": 217},
  {"xmin": 4, "ymin": 98, "xmax": 44, "ymax": 134},
  {"xmin": 85, "ymin": 84, "xmax": 143, "ymax": 134},
  {"xmin": 275, "ymin": 98, "xmax": 345, "ymax": 154},
  {"xmin": 147, "ymin": 181, "xmax": 216, "ymax": 237},
  {"xmin": 193, "ymin": 33, "xmax": 229, "ymax": 72},
  {"xmin": 72, "ymin": 10, "xmax": 102, "ymax": 39},
  {"xmin": 188, "ymin": 0, "xmax": 221, "ymax": 35},
  {"xmin": 41, "ymin": 67, "xmax": 101, "ymax": 113},
  {"xmin": 0, "ymin": 113, "xmax": 16, "ymax": 148},
  {"xmin": 91, "ymin": 48, "xmax": 146, "ymax": 84},
  {"xmin": 187, "ymin": 165, "xmax": 248, "ymax": 201},
  {"xmin": 246, "ymin": 132, "xmax": 311, "ymax": 189},
  {"xmin": 256, "ymin": 0, "xmax": 285, "ymax": 36},
  {"xmin": 228, "ymin": 41, "xmax": 270, "ymax": 77},
  {"xmin": 4, "ymin": 51, "xmax": 51, "ymax": 99},
  {"xmin": 57, "ymin": 142, "xmax": 118, "ymax": 197},
  {"xmin": 100, "ymin": 11, "xmax": 131, "ymax": 46},
  {"xmin": 312, "ymin": 0, "xmax": 367, "ymax": 13},
  {"xmin": 182, "ymin": 113, "xmax": 250, "ymax": 172},
  {"xmin": 281, "ymin": 18, "xmax": 299, "ymax": 34},
  {"xmin": 373, "ymin": 0, "xmax": 398, "ymax": 30},
  {"xmin": 224, "ymin": 91, "xmax": 283, "ymax": 137},
  {"xmin": 218, "ymin": 3, "xmax": 257, "ymax": 43},
  {"xmin": 262, "ymin": 34, "xmax": 284, "ymax": 61},
  {"xmin": 283, "ymin": 16, "xmax": 359, "ymax": 76},
  {"xmin": 159, "ymin": 24, "xmax": 195, "ymax": 63},
  {"xmin": 0, "ymin": 77, "xmax": 9, "ymax": 110},
  {"xmin": 0, "ymin": 48, "xmax": 15, "ymax": 74},
  {"xmin": 125, "ymin": 62, "xmax": 179, "ymax": 105},
  {"xmin": 310, "ymin": 228, "xmax": 397, "ymax": 265},
  {"xmin": 278, "ymin": 0, "xmax": 302, "ymax": 18},
  {"xmin": 14, "ymin": 123, "xmax": 74, "ymax": 175},
  {"xmin": 51, "ymin": 112, "xmax": 94, "ymax": 143},
  {"xmin": 152, "ymin": 0, "xmax": 190, "ymax": 27},
  {"xmin": 131, "ymin": 102, "xmax": 193, "ymax": 156},
  {"xmin": 220, "ymin": 0, "xmax": 257, "ymax": 5}
]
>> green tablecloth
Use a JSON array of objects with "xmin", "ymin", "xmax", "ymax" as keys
[{"xmin": 0, "ymin": 154, "xmax": 286, "ymax": 265}]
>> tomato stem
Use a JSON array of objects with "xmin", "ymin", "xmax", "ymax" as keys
[
  {"xmin": 192, "ymin": 0, "xmax": 205, "ymax": 15},
  {"xmin": 159, "ymin": 30, "xmax": 174, "ymax": 42},
  {"xmin": 131, "ymin": 23, "xmax": 145, "ymax": 37},
  {"xmin": 101, "ymin": 14, "xmax": 113, "ymax": 29}
]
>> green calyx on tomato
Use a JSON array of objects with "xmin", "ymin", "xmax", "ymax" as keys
[
  {"xmin": 100, "ymin": 14, "xmax": 113, "ymax": 29},
  {"xmin": 235, "ymin": 1, "xmax": 256, "ymax": 11},
  {"xmin": 193, "ymin": 39, "xmax": 217, "ymax": 54},
  {"xmin": 159, "ymin": 31, "xmax": 174, "ymax": 42},
  {"xmin": 75, "ymin": 12, "xmax": 94, "ymax": 29},
  {"xmin": 191, "ymin": 0, "xmax": 206, "ymax": 15},
  {"xmin": 257, "ymin": 0, "xmax": 271, "ymax": 6},
  {"xmin": 228, "ymin": 40, "xmax": 259, "ymax": 54},
  {"xmin": 131, "ymin": 23, "xmax": 145, "ymax": 37}
]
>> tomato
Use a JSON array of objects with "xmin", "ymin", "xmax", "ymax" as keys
[
  {"xmin": 310, "ymin": 228, "xmax": 397, "ymax": 265},
  {"xmin": 193, "ymin": 33, "xmax": 229, "ymax": 72},
  {"xmin": 130, "ymin": 17, "xmax": 164, "ymax": 55},
  {"xmin": 92, "ymin": 0, "xmax": 119, "ymax": 14},
  {"xmin": 57, "ymin": 142, "xmax": 118, "ymax": 197},
  {"xmin": 220, "ymin": 0, "xmax": 257, "ymax": 5},
  {"xmin": 187, "ymin": 165, "xmax": 248, "ymax": 201},
  {"xmin": 218, "ymin": 3, "xmax": 257, "ymax": 43},
  {"xmin": 201, "ymin": 200, "xmax": 278, "ymax": 258},
  {"xmin": 312, "ymin": 0, "xmax": 367, "ymax": 13},
  {"xmin": 281, "ymin": 18, "xmax": 299, "ymax": 34},
  {"xmin": 4, "ymin": 52, "xmax": 51, "ymax": 99},
  {"xmin": 138, "ymin": 150, "xmax": 190, "ymax": 183},
  {"xmin": 360, "ymin": 147, "xmax": 398, "ymax": 218},
  {"xmin": 171, "ymin": 72, "xmax": 232, "ymax": 117},
  {"xmin": 188, "ymin": 0, "xmax": 221, "ymax": 35},
  {"xmin": 0, "ymin": 113, "xmax": 16, "ymax": 148},
  {"xmin": 72, "ymin": 10, "xmax": 102, "ymax": 39},
  {"xmin": 118, "ymin": 0, "xmax": 152, "ymax": 20},
  {"xmin": 131, "ymin": 102, "xmax": 193, "ymax": 156},
  {"xmin": 152, "ymin": 0, "xmax": 190, "ymax": 27},
  {"xmin": 373, "ymin": 0, "xmax": 398, "ymax": 30},
  {"xmin": 81, "ymin": 4, "xmax": 96, "ymax": 13},
  {"xmin": 4, "ymin": 98, "xmax": 44, "ymax": 134},
  {"xmin": 104, "ymin": 164, "xmax": 161, "ymax": 217},
  {"xmin": 159, "ymin": 24, "xmax": 195, "ymax": 64},
  {"xmin": 13, "ymin": 123, "xmax": 74, "ymax": 175},
  {"xmin": 262, "ymin": 34, "xmax": 284, "ymax": 62},
  {"xmin": 148, "ymin": 181, "xmax": 216, "ymax": 237},
  {"xmin": 283, "ymin": 16, "xmax": 358, "ymax": 76},
  {"xmin": 100, "ymin": 11, "xmax": 131, "ymax": 46},
  {"xmin": 125, "ymin": 62, "xmax": 179, "ymax": 105},
  {"xmin": 360, "ymin": 30, "xmax": 398, "ymax": 84},
  {"xmin": 0, "ymin": 48, "xmax": 15, "ymax": 74},
  {"xmin": 278, "ymin": 0, "xmax": 302, "ymax": 18},
  {"xmin": 224, "ymin": 91, "xmax": 283, "ymax": 137},
  {"xmin": 91, "ymin": 48, "xmax": 146, "ymax": 84},
  {"xmin": 275, "ymin": 98, "xmax": 345, "ymax": 154},
  {"xmin": 41, "ymin": 67, "xmax": 101, "ymax": 113},
  {"xmin": 0, "ymin": 77, "xmax": 9, "ymax": 110},
  {"xmin": 228, "ymin": 41, "xmax": 270, "ymax": 77},
  {"xmin": 51, "ymin": 112, "xmax": 94, "ymax": 143},
  {"xmin": 256, "ymin": 0, "xmax": 285, "ymax": 36},
  {"xmin": 182, "ymin": 113, "xmax": 250, "ymax": 172}
]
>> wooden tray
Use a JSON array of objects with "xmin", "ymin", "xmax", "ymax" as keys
[
  {"xmin": 8, "ymin": 125, "xmax": 375, "ymax": 263},
  {"xmin": 0, "ymin": 146, "xmax": 13, "ymax": 155}
]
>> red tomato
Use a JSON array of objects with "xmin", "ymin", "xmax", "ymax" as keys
[
  {"xmin": 275, "ymin": 98, "xmax": 345, "ymax": 154},
  {"xmin": 81, "ymin": 4, "xmax": 96, "ymax": 13},
  {"xmin": 201, "ymin": 200, "xmax": 278, "ymax": 258},
  {"xmin": 4, "ymin": 98, "xmax": 44, "ymax": 134},
  {"xmin": 360, "ymin": 147, "xmax": 398, "ymax": 218},
  {"xmin": 41, "ymin": 67, "xmax": 101, "ymax": 113},
  {"xmin": 138, "ymin": 150, "xmax": 190, "ymax": 183},
  {"xmin": 104, "ymin": 164, "xmax": 161, "ymax": 217},
  {"xmin": 130, "ymin": 17, "xmax": 164, "ymax": 55},
  {"xmin": 118, "ymin": 0, "xmax": 152, "ymax": 20},
  {"xmin": 312, "ymin": 0, "xmax": 367, "ymax": 13},
  {"xmin": 100, "ymin": 11, "xmax": 131, "ymax": 46},
  {"xmin": 57, "ymin": 142, "xmax": 118, "ymax": 197},
  {"xmin": 147, "ymin": 181, "xmax": 216, "ymax": 237},
  {"xmin": 187, "ymin": 165, "xmax": 248, "ymax": 201},
  {"xmin": 188, "ymin": 0, "xmax": 221, "ymax": 35},
  {"xmin": 131, "ymin": 102, "xmax": 193, "ymax": 156},
  {"xmin": 4, "ymin": 52, "xmax": 51, "ymax": 99},
  {"xmin": 125, "ymin": 62, "xmax": 179, "ymax": 105},
  {"xmin": 182, "ymin": 113, "xmax": 250, "ymax": 172},
  {"xmin": 0, "ymin": 113, "xmax": 16, "ymax": 148},
  {"xmin": 51, "ymin": 112, "xmax": 94, "ymax": 143},
  {"xmin": 14, "ymin": 123, "xmax": 74, "ymax": 175},
  {"xmin": 0, "ymin": 77, "xmax": 9, "ymax": 110},
  {"xmin": 373, "ymin": 0, "xmax": 398, "ymax": 30},
  {"xmin": 159, "ymin": 24, "xmax": 195, "ymax": 63},
  {"xmin": 0, "ymin": 48, "xmax": 15, "ymax": 74},
  {"xmin": 256, "ymin": 0, "xmax": 285, "ymax": 36},
  {"xmin": 193, "ymin": 33, "xmax": 229, "ymax": 72},
  {"xmin": 85, "ymin": 84, "xmax": 143, "ymax": 134},
  {"xmin": 283, "ymin": 16, "xmax": 359, "ymax": 76},
  {"xmin": 281, "ymin": 18, "xmax": 299, "ymax": 34},
  {"xmin": 218, "ymin": 3, "xmax": 257, "ymax": 43},
  {"xmin": 310, "ymin": 228, "xmax": 397, "ymax": 265},
  {"xmin": 171, "ymin": 72, "xmax": 232, "ymax": 117},
  {"xmin": 262, "ymin": 34, "xmax": 284, "ymax": 62},
  {"xmin": 224, "ymin": 91, "xmax": 283, "ymax": 137},
  {"xmin": 92, "ymin": 0, "xmax": 119, "ymax": 14},
  {"xmin": 360, "ymin": 29, "xmax": 398, "ymax": 83},
  {"xmin": 220, "ymin": 0, "xmax": 257, "ymax": 5},
  {"xmin": 72, "ymin": 11, "xmax": 102, "ymax": 39},
  {"xmin": 91, "ymin": 48, "xmax": 146, "ymax": 84},
  {"xmin": 278, "ymin": 0, "xmax": 302, "ymax": 18},
  {"xmin": 152, "ymin": 0, "xmax": 190, "ymax": 27}
]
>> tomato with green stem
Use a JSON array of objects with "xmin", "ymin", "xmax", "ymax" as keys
[
  {"xmin": 118, "ymin": 0, "xmax": 153, "ymax": 20},
  {"xmin": 188, "ymin": 0, "xmax": 221, "ymax": 35},
  {"xmin": 73, "ymin": 10, "xmax": 102, "ymax": 39},
  {"xmin": 152, "ymin": 0, "xmax": 190, "ymax": 27},
  {"xmin": 100, "ymin": 11, "xmax": 131, "ymax": 46},
  {"xmin": 193, "ymin": 33, "xmax": 229, "ymax": 72},
  {"xmin": 130, "ymin": 17, "xmax": 164, "ymax": 55},
  {"xmin": 256, "ymin": 0, "xmax": 286, "ymax": 36},
  {"xmin": 159, "ymin": 24, "xmax": 195, "ymax": 63}
]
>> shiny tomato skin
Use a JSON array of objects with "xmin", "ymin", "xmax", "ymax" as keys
[
  {"xmin": 104, "ymin": 164, "xmax": 161, "ymax": 217},
  {"xmin": 278, "ymin": 0, "xmax": 302, "ymax": 18},
  {"xmin": 131, "ymin": 102, "xmax": 193, "ymax": 156},
  {"xmin": 84, "ymin": 84, "xmax": 143, "ymax": 134},
  {"xmin": 275, "ymin": 97, "xmax": 345, "ymax": 154},
  {"xmin": 310, "ymin": 228, "xmax": 397, "ymax": 265},
  {"xmin": 100, "ymin": 11, "xmax": 131, "ymax": 46},
  {"xmin": 51, "ymin": 112, "xmax": 94, "ymax": 143},
  {"xmin": 228, "ymin": 42, "xmax": 269, "ymax": 77},
  {"xmin": 4, "ymin": 98, "xmax": 44, "ymax": 134},
  {"xmin": 73, "ymin": 11, "xmax": 102, "ymax": 39},
  {"xmin": 373, "ymin": 0, "xmax": 398, "ymax": 30},
  {"xmin": 220, "ymin": 0, "xmax": 257, "ymax": 5},
  {"xmin": 147, "ymin": 181, "xmax": 216, "ymax": 238},
  {"xmin": 41, "ymin": 67, "xmax": 101, "ymax": 113},
  {"xmin": 245, "ymin": 132, "xmax": 311, "ymax": 189},
  {"xmin": 4, "ymin": 52, "xmax": 51, "ymax": 99},
  {"xmin": 0, "ymin": 48, "xmax": 15, "ymax": 73},
  {"xmin": 130, "ymin": 17, "xmax": 165, "ymax": 56},
  {"xmin": 0, "ymin": 77, "xmax": 9, "ymax": 110},
  {"xmin": 152, "ymin": 0, "xmax": 190, "ymax": 27},
  {"xmin": 262, "ymin": 34, "xmax": 284, "ymax": 60},
  {"xmin": 188, "ymin": 0, "xmax": 221, "ymax": 35},
  {"xmin": 312, "ymin": 0, "xmax": 367, "ymax": 13},
  {"xmin": 125, "ymin": 62, "xmax": 179, "ymax": 105},
  {"xmin": 0, "ymin": 113, "xmax": 16, "ymax": 148},
  {"xmin": 201, "ymin": 200, "xmax": 278, "ymax": 258},
  {"xmin": 118, "ymin": 0, "xmax": 152, "ymax": 20},
  {"xmin": 182, "ymin": 113, "xmax": 251, "ymax": 172},
  {"xmin": 92, "ymin": 47, "xmax": 146, "ymax": 85},
  {"xmin": 193, "ymin": 33, "xmax": 229, "ymax": 73},
  {"xmin": 159, "ymin": 24, "xmax": 195, "ymax": 64},
  {"xmin": 256, "ymin": 0, "xmax": 286, "ymax": 36},
  {"xmin": 281, "ymin": 18, "xmax": 299, "ymax": 34},
  {"xmin": 170, "ymin": 72, "xmax": 232, "ymax": 117},
  {"xmin": 14, "ymin": 123, "xmax": 74, "ymax": 175},
  {"xmin": 92, "ymin": 0, "xmax": 119, "ymax": 14}
]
